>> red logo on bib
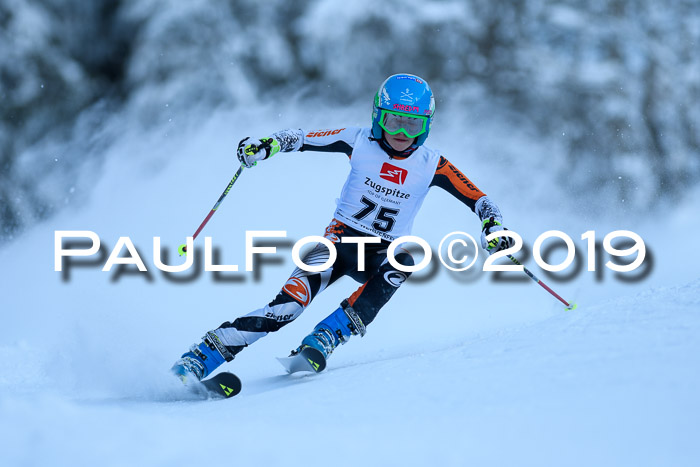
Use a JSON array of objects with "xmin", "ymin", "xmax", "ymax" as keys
[{"xmin": 379, "ymin": 163, "xmax": 408, "ymax": 185}]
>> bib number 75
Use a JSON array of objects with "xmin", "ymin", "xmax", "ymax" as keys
[{"xmin": 352, "ymin": 196, "xmax": 399, "ymax": 233}]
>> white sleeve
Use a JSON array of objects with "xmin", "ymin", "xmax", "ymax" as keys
[{"xmin": 299, "ymin": 127, "xmax": 364, "ymax": 157}]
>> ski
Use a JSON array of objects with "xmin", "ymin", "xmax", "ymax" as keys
[
  {"xmin": 277, "ymin": 346, "xmax": 327, "ymax": 374},
  {"xmin": 199, "ymin": 371, "xmax": 242, "ymax": 398},
  {"xmin": 178, "ymin": 371, "xmax": 242, "ymax": 399}
]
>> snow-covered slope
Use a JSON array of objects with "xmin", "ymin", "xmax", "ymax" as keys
[
  {"xmin": 1, "ymin": 279, "xmax": 697, "ymax": 466},
  {"xmin": 0, "ymin": 107, "xmax": 698, "ymax": 466}
]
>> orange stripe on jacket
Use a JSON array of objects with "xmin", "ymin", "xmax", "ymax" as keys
[
  {"xmin": 430, "ymin": 156, "xmax": 486, "ymax": 212},
  {"xmin": 434, "ymin": 156, "xmax": 485, "ymax": 201}
]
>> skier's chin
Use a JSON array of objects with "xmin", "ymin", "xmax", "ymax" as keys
[{"xmin": 386, "ymin": 136, "xmax": 413, "ymax": 152}]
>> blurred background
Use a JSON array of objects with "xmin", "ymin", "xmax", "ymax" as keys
[
  {"xmin": 1, "ymin": 0, "xmax": 698, "ymax": 242},
  {"xmin": 2, "ymin": 4, "xmax": 699, "ymax": 465}
]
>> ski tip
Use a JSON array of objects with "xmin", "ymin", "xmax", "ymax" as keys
[
  {"xmin": 202, "ymin": 371, "xmax": 242, "ymax": 399},
  {"xmin": 565, "ymin": 301, "xmax": 578, "ymax": 311},
  {"xmin": 277, "ymin": 347, "xmax": 327, "ymax": 374}
]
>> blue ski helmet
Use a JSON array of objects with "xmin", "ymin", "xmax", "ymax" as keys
[{"xmin": 372, "ymin": 73, "xmax": 435, "ymax": 147}]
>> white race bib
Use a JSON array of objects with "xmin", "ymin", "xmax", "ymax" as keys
[{"xmin": 334, "ymin": 128, "xmax": 441, "ymax": 240}]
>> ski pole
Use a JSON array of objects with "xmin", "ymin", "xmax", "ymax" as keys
[
  {"xmin": 178, "ymin": 164, "xmax": 244, "ymax": 256},
  {"xmin": 177, "ymin": 138, "xmax": 272, "ymax": 255},
  {"xmin": 507, "ymin": 254, "xmax": 577, "ymax": 310}
]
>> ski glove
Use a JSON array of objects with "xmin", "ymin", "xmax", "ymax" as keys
[
  {"xmin": 480, "ymin": 217, "xmax": 515, "ymax": 255},
  {"xmin": 236, "ymin": 137, "xmax": 281, "ymax": 168}
]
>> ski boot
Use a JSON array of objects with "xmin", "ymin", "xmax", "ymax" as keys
[
  {"xmin": 171, "ymin": 331, "xmax": 234, "ymax": 383},
  {"xmin": 291, "ymin": 301, "xmax": 366, "ymax": 372}
]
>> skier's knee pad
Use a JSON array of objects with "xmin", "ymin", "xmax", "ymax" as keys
[
  {"xmin": 390, "ymin": 252, "xmax": 414, "ymax": 272},
  {"xmin": 381, "ymin": 252, "xmax": 413, "ymax": 285}
]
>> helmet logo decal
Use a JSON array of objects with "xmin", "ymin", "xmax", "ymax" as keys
[
  {"xmin": 400, "ymin": 88, "xmax": 414, "ymax": 104},
  {"xmin": 381, "ymin": 88, "xmax": 391, "ymax": 106},
  {"xmin": 392, "ymin": 103, "xmax": 420, "ymax": 113}
]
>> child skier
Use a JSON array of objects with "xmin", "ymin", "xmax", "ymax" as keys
[{"xmin": 172, "ymin": 73, "xmax": 514, "ymax": 382}]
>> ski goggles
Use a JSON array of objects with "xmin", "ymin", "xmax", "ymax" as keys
[{"xmin": 378, "ymin": 109, "xmax": 428, "ymax": 138}]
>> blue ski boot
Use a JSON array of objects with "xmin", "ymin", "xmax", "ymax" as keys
[
  {"xmin": 171, "ymin": 331, "xmax": 234, "ymax": 383},
  {"xmin": 292, "ymin": 301, "xmax": 366, "ymax": 370}
]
